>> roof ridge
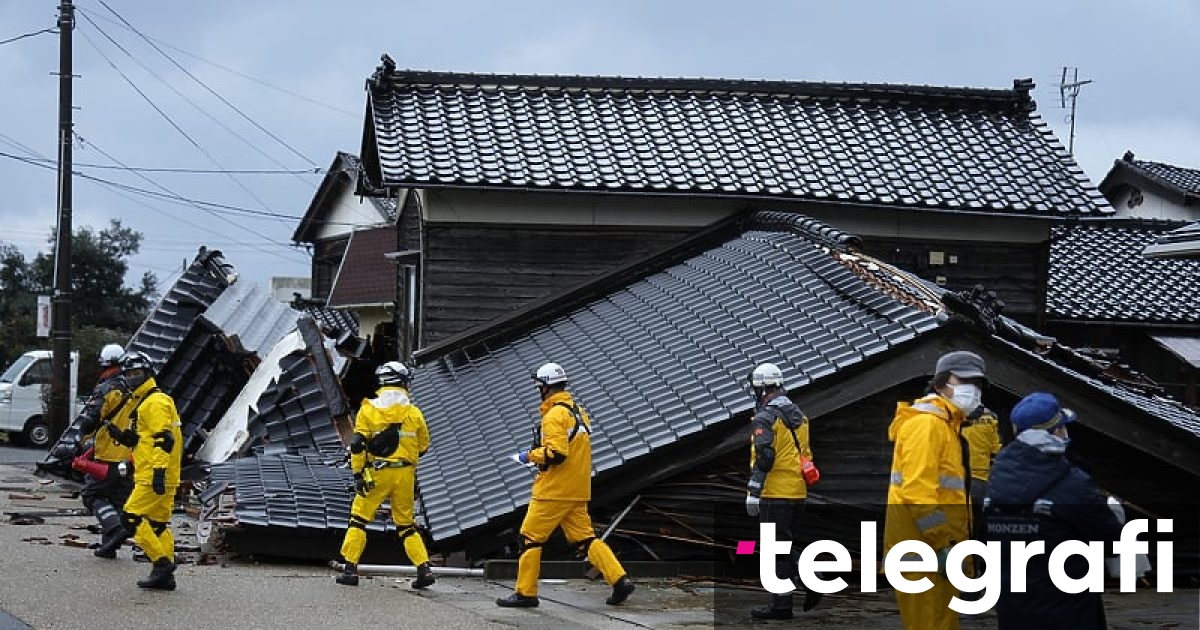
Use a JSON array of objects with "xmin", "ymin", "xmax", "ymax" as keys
[
  {"xmin": 748, "ymin": 210, "xmax": 862, "ymax": 252},
  {"xmin": 369, "ymin": 60, "xmax": 1034, "ymax": 109}
]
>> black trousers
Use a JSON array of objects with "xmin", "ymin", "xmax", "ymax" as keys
[
  {"xmin": 759, "ymin": 498, "xmax": 806, "ymax": 581},
  {"xmin": 81, "ymin": 470, "xmax": 133, "ymax": 533}
]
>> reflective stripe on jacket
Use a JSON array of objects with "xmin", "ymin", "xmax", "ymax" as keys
[
  {"xmin": 350, "ymin": 386, "xmax": 429, "ymax": 473},
  {"xmin": 528, "ymin": 391, "xmax": 592, "ymax": 501},
  {"xmin": 884, "ymin": 394, "xmax": 969, "ymax": 553}
]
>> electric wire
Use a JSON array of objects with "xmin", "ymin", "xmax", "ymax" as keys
[
  {"xmin": 76, "ymin": 24, "xmax": 291, "ymax": 217},
  {"xmin": 0, "ymin": 147, "xmax": 308, "ymax": 264},
  {"xmin": 0, "ymin": 27, "xmax": 57, "ymax": 46},
  {"xmin": 9, "ymin": 153, "xmax": 320, "ymax": 175},
  {"xmin": 74, "ymin": 8, "xmax": 357, "ymax": 119},
  {"xmin": 77, "ymin": 9, "xmax": 321, "ymax": 189},
  {"xmin": 94, "ymin": 0, "xmax": 320, "ymax": 169}
]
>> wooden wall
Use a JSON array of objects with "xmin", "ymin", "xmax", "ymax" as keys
[
  {"xmin": 419, "ymin": 223, "xmax": 695, "ymax": 344},
  {"xmin": 858, "ymin": 237, "xmax": 1047, "ymax": 327}
]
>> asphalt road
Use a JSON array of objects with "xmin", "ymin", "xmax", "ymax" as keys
[{"xmin": 0, "ymin": 443, "xmax": 48, "ymax": 466}]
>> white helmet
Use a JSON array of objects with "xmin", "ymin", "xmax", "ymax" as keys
[
  {"xmin": 375, "ymin": 361, "xmax": 412, "ymax": 386},
  {"xmin": 98, "ymin": 344, "xmax": 125, "ymax": 367},
  {"xmin": 749, "ymin": 362, "xmax": 785, "ymax": 388},
  {"xmin": 532, "ymin": 362, "xmax": 568, "ymax": 386}
]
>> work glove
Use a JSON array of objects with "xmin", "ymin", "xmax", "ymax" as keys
[
  {"xmin": 152, "ymin": 430, "xmax": 175, "ymax": 454},
  {"xmin": 511, "ymin": 451, "xmax": 530, "ymax": 465},
  {"xmin": 152, "ymin": 468, "xmax": 166, "ymax": 495},
  {"xmin": 745, "ymin": 494, "xmax": 761, "ymax": 517},
  {"xmin": 106, "ymin": 424, "xmax": 138, "ymax": 448},
  {"xmin": 353, "ymin": 473, "xmax": 373, "ymax": 497}
]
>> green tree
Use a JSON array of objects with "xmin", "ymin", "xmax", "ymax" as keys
[
  {"xmin": 30, "ymin": 219, "xmax": 158, "ymax": 332},
  {"xmin": 0, "ymin": 244, "xmax": 37, "ymax": 367}
]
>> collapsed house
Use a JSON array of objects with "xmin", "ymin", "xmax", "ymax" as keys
[{"xmin": 43, "ymin": 217, "xmax": 1197, "ymax": 574}]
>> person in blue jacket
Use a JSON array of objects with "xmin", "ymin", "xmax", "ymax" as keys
[{"xmin": 983, "ymin": 392, "xmax": 1122, "ymax": 630}]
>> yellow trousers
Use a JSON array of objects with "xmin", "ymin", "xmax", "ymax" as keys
[
  {"xmin": 515, "ymin": 499, "xmax": 626, "ymax": 597},
  {"xmin": 124, "ymin": 484, "xmax": 176, "ymax": 563},
  {"xmin": 895, "ymin": 571, "xmax": 959, "ymax": 630},
  {"xmin": 339, "ymin": 466, "xmax": 429, "ymax": 566}
]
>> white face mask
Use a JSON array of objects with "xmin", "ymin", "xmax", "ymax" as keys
[{"xmin": 948, "ymin": 383, "xmax": 981, "ymax": 415}]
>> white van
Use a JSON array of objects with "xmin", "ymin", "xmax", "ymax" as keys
[{"xmin": 0, "ymin": 350, "xmax": 78, "ymax": 448}]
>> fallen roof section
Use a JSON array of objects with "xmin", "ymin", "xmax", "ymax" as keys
[{"xmin": 362, "ymin": 63, "xmax": 1109, "ymax": 217}]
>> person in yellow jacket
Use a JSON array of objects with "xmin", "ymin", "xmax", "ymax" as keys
[
  {"xmin": 109, "ymin": 351, "xmax": 183, "ymax": 590},
  {"xmin": 69, "ymin": 344, "xmax": 136, "ymax": 558},
  {"xmin": 496, "ymin": 362, "xmax": 635, "ymax": 608},
  {"xmin": 962, "ymin": 406, "xmax": 1001, "ymax": 544},
  {"xmin": 334, "ymin": 361, "xmax": 435, "ymax": 589},
  {"xmin": 885, "ymin": 350, "xmax": 986, "ymax": 630},
  {"xmin": 744, "ymin": 362, "xmax": 821, "ymax": 619}
]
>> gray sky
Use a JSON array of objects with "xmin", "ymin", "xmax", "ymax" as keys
[{"xmin": 2, "ymin": 0, "xmax": 1197, "ymax": 291}]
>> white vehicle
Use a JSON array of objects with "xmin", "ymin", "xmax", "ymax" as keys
[{"xmin": 0, "ymin": 350, "xmax": 78, "ymax": 448}]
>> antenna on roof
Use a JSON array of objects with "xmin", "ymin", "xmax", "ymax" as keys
[{"xmin": 1058, "ymin": 66, "xmax": 1093, "ymax": 155}]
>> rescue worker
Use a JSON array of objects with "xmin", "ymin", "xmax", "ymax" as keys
[
  {"xmin": 744, "ymin": 362, "xmax": 820, "ymax": 619},
  {"xmin": 334, "ymin": 361, "xmax": 435, "ymax": 589},
  {"xmin": 110, "ymin": 351, "xmax": 183, "ymax": 590},
  {"xmin": 984, "ymin": 392, "xmax": 1122, "ymax": 629},
  {"xmin": 962, "ymin": 406, "xmax": 1001, "ymax": 535},
  {"xmin": 496, "ymin": 362, "xmax": 635, "ymax": 608},
  {"xmin": 75, "ymin": 343, "xmax": 136, "ymax": 558},
  {"xmin": 884, "ymin": 350, "xmax": 983, "ymax": 630}
]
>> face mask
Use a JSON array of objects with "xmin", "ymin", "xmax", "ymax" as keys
[{"xmin": 948, "ymin": 383, "xmax": 981, "ymax": 415}]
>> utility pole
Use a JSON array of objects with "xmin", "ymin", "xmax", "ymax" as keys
[
  {"xmin": 1059, "ymin": 66, "xmax": 1093, "ymax": 155},
  {"xmin": 48, "ymin": 0, "xmax": 75, "ymax": 443}
]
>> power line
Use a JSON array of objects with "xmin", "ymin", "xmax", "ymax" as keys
[
  {"xmin": 7, "ymin": 153, "xmax": 320, "ymax": 175},
  {"xmin": 76, "ymin": 22, "xmax": 288, "ymax": 216},
  {"xmin": 0, "ymin": 149, "xmax": 301, "ymax": 221},
  {"xmin": 76, "ymin": 10, "xmax": 321, "ymax": 190},
  {"xmin": 94, "ymin": 0, "xmax": 320, "ymax": 169},
  {"xmin": 0, "ymin": 27, "xmax": 57, "ymax": 46},
  {"xmin": 71, "ymin": 7, "xmax": 357, "ymax": 119}
]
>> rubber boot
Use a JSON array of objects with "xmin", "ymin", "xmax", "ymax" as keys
[
  {"xmin": 410, "ymin": 562, "xmax": 435, "ymax": 590},
  {"xmin": 94, "ymin": 526, "xmax": 127, "ymax": 559},
  {"xmin": 335, "ymin": 563, "xmax": 359, "ymax": 586},
  {"xmin": 137, "ymin": 559, "xmax": 177, "ymax": 591},
  {"xmin": 606, "ymin": 576, "xmax": 636, "ymax": 605},
  {"xmin": 751, "ymin": 593, "xmax": 794, "ymax": 620}
]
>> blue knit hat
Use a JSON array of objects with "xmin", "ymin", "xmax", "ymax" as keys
[{"xmin": 1011, "ymin": 392, "xmax": 1077, "ymax": 433}]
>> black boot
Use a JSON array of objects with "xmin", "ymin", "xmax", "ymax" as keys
[
  {"xmin": 606, "ymin": 576, "xmax": 636, "ymax": 605},
  {"xmin": 410, "ymin": 562, "xmax": 435, "ymax": 589},
  {"xmin": 93, "ymin": 527, "xmax": 127, "ymax": 559},
  {"xmin": 335, "ymin": 563, "xmax": 359, "ymax": 586},
  {"xmin": 751, "ymin": 593, "xmax": 794, "ymax": 620},
  {"xmin": 495, "ymin": 592, "xmax": 539, "ymax": 608},
  {"xmin": 137, "ymin": 559, "xmax": 176, "ymax": 591}
]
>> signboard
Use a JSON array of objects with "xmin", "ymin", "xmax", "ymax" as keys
[{"xmin": 36, "ymin": 295, "xmax": 51, "ymax": 338}]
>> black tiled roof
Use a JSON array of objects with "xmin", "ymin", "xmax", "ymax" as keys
[
  {"xmin": 1132, "ymin": 160, "xmax": 1200, "ymax": 196},
  {"xmin": 1098, "ymin": 151, "xmax": 1200, "ymax": 206},
  {"xmin": 410, "ymin": 211, "xmax": 943, "ymax": 540},
  {"xmin": 127, "ymin": 247, "xmax": 236, "ymax": 369},
  {"xmin": 364, "ymin": 67, "xmax": 1109, "ymax": 216},
  {"xmin": 206, "ymin": 454, "xmax": 366, "ymax": 531},
  {"xmin": 1047, "ymin": 220, "xmax": 1200, "ymax": 323}
]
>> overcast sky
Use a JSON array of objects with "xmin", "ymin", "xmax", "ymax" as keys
[{"xmin": 2, "ymin": 0, "xmax": 1197, "ymax": 292}]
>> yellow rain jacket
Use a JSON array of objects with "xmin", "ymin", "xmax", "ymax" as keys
[
  {"xmin": 120, "ymin": 378, "xmax": 182, "ymax": 487},
  {"xmin": 884, "ymin": 394, "xmax": 969, "ymax": 553},
  {"xmin": 962, "ymin": 411, "xmax": 1001, "ymax": 482},
  {"xmin": 88, "ymin": 380, "xmax": 134, "ymax": 464},
  {"xmin": 748, "ymin": 397, "xmax": 812, "ymax": 499},
  {"xmin": 349, "ymin": 386, "xmax": 429, "ymax": 471},
  {"xmin": 527, "ymin": 391, "xmax": 592, "ymax": 502}
]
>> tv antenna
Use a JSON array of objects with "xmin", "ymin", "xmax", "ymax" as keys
[{"xmin": 1059, "ymin": 67, "xmax": 1093, "ymax": 154}]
